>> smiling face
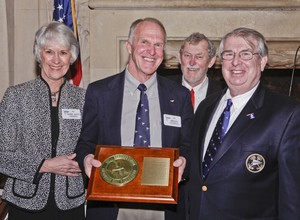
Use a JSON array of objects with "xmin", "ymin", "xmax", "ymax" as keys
[
  {"xmin": 126, "ymin": 20, "xmax": 165, "ymax": 83},
  {"xmin": 40, "ymin": 42, "xmax": 72, "ymax": 84},
  {"xmin": 221, "ymin": 36, "xmax": 268, "ymax": 97},
  {"xmin": 179, "ymin": 40, "xmax": 216, "ymax": 87}
]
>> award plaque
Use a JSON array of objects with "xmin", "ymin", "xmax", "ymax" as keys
[{"xmin": 86, "ymin": 145, "xmax": 179, "ymax": 204}]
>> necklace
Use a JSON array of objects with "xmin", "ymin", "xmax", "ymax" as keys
[{"xmin": 51, "ymin": 90, "xmax": 60, "ymax": 102}]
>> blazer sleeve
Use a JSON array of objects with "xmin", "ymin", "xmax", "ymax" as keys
[
  {"xmin": 176, "ymin": 89, "xmax": 193, "ymax": 181},
  {"xmin": 75, "ymin": 84, "xmax": 100, "ymax": 171},
  {"xmin": 0, "ymin": 87, "xmax": 45, "ymax": 183},
  {"xmin": 278, "ymin": 104, "xmax": 300, "ymax": 219},
  {"xmin": 178, "ymin": 91, "xmax": 193, "ymax": 160}
]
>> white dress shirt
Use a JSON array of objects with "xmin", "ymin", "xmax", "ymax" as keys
[
  {"xmin": 182, "ymin": 76, "xmax": 208, "ymax": 112},
  {"xmin": 203, "ymin": 83, "xmax": 259, "ymax": 160}
]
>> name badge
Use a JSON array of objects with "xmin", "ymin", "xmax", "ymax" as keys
[
  {"xmin": 163, "ymin": 114, "xmax": 181, "ymax": 128},
  {"xmin": 62, "ymin": 109, "xmax": 81, "ymax": 119}
]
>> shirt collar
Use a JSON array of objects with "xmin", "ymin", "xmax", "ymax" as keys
[
  {"xmin": 125, "ymin": 67, "xmax": 157, "ymax": 94},
  {"xmin": 224, "ymin": 81, "xmax": 260, "ymax": 110},
  {"xmin": 182, "ymin": 75, "xmax": 208, "ymax": 93}
]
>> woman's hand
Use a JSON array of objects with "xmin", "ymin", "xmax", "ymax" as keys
[{"xmin": 40, "ymin": 153, "xmax": 81, "ymax": 176}]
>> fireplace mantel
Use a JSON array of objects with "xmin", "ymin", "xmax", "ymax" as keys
[
  {"xmin": 89, "ymin": 0, "xmax": 300, "ymax": 10},
  {"xmin": 87, "ymin": 0, "xmax": 300, "ymax": 82}
]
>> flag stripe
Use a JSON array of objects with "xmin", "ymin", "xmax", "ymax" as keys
[{"xmin": 53, "ymin": 0, "xmax": 83, "ymax": 87}]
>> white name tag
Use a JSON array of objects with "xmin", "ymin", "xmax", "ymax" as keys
[
  {"xmin": 163, "ymin": 114, "xmax": 181, "ymax": 128},
  {"xmin": 62, "ymin": 109, "xmax": 81, "ymax": 119}
]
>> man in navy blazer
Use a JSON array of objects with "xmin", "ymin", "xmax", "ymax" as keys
[
  {"xmin": 75, "ymin": 18, "xmax": 193, "ymax": 220},
  {"xmin": 188, "ymin": 27, "xmax": 300, "ymax": 219}
]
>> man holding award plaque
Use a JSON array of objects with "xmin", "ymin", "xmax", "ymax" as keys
[{"xmin": 75, "ymin": 17, "xmax": 193, "ymax": 220}]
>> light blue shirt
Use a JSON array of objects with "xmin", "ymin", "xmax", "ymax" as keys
[
  {"xmin": 119, "ymin": 68, "xmax": 164, "ymax": 220},
  {"xmin": 121, "ymin": 68, "xmax": 162, "ymax": 147}
]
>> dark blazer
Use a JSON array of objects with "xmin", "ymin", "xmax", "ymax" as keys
[
  {"xmin": 188, "ymin": 83, "xmax": 300, "ymax": 220},
  {"xmin": 75, "ymin": 71, "xmax": 193, "ymax": 220},
  {"xmin": 206, "ymin": 78, "xmax": 225, "ymax": 97}
]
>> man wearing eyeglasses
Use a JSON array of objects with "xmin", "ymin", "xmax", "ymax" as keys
[{"xmin": 188, "ymin": 27, "xmax": 300, "ymax": 219}]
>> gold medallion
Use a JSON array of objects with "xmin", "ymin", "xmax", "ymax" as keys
[{"xmin": 100, "ymin": 154, "xmax": 139, "ymax": 186}]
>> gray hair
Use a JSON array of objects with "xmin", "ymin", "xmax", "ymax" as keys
[
  {"xmin": 219, "ymin": 27, "xmax": 268, "ymax": 57},
  {"xmin": 179, "ymin": 32, "xmax": 216, "ymax": 58},
  {"xmin": 33, "ymin": 21, "xmax": 79, "ymax": 64},
  {"xmin": 127, "ymin": 17, "xmax": 167, "ymax": 45}
]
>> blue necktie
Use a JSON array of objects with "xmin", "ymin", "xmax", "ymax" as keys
[
  {"xmin": 133, "ymin": 84, "xmax": 150, "ymax": 147},
  {"xmin": 202, "ymin": 99, "xmax": 232, "ymax": 178}
]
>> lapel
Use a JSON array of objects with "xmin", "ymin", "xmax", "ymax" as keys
[
  {"xmin": 207, "ymin": 84, "xmax": 266, "ymax": 173},
  {"xmin": 157, "ymin": 75, "xmax": 179, "ymax": 147},
  {"xmin": 102, "ymin": 71, "xmax": 125, "ymax": 145}
]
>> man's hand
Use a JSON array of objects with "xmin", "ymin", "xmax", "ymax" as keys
[
  {"xmin": 84, "ymin": 154, "xmax": 102, "ymax": 178},
  {"xmin": 173, "ymin": 156, "xmax": 186, "ymax": 183}
]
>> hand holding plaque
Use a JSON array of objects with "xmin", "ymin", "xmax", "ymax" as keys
[{"xmin": 86, "ymin": 145, "xmax": 179, "ymax": 204}]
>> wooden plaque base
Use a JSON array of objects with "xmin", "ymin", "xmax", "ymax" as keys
[{"xmin": 86, "ymin": 145, "xmax": 179, "ymax": 204}]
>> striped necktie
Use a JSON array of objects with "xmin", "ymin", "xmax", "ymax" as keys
[{"xmin": 202, "ymin": 99, "xmax": 232, "ymax": 178}]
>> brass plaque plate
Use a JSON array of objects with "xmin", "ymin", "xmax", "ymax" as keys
[
  {"xmin": 86, "ymin": 145, "xmax": 179, "ymax": 204},
  {"xmin": 141, "ymin": 157, "xmax": 170, "ymax": 186}
]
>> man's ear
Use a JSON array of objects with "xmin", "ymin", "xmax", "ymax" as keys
[
  {"xmin": 177, "ymin": 52, "xmax": 182, "ymax": 65},
  {"xmin": 260, "ymin": 56, "xmax": 268, "ymax": 71},
  {"xmin": 126, "ymin": 41, "xmax": 132, "ymax": 55},
  {"xmin": 208, "ymin": 55, "xmax": 217, "ymax": 68}
]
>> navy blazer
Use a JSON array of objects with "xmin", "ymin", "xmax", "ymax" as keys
[
  {"xmin": 188, "ymin": 83, "xmax": 300, "ymax": 220},
  {"xmin": 75, "ymin": 71, "xmax": 193, "ymax": 220}
]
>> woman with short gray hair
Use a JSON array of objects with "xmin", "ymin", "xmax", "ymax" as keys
[{"xmin": 0, "ymin": 21, "xmax": 85, "ymax": 220}]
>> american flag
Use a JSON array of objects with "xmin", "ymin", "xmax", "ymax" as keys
[{"xmin": 53, "ymin": 0, "xmax": 83, "ymax": 87}]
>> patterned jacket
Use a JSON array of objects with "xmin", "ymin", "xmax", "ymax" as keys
[{"xmin": 0, "ymin": 76, "xmax": 86, "ymax": 211}]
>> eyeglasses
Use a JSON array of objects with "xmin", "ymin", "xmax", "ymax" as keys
[{"xmin": 221, "ymin": 51, "xmax": 259, "ymax": 61}]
